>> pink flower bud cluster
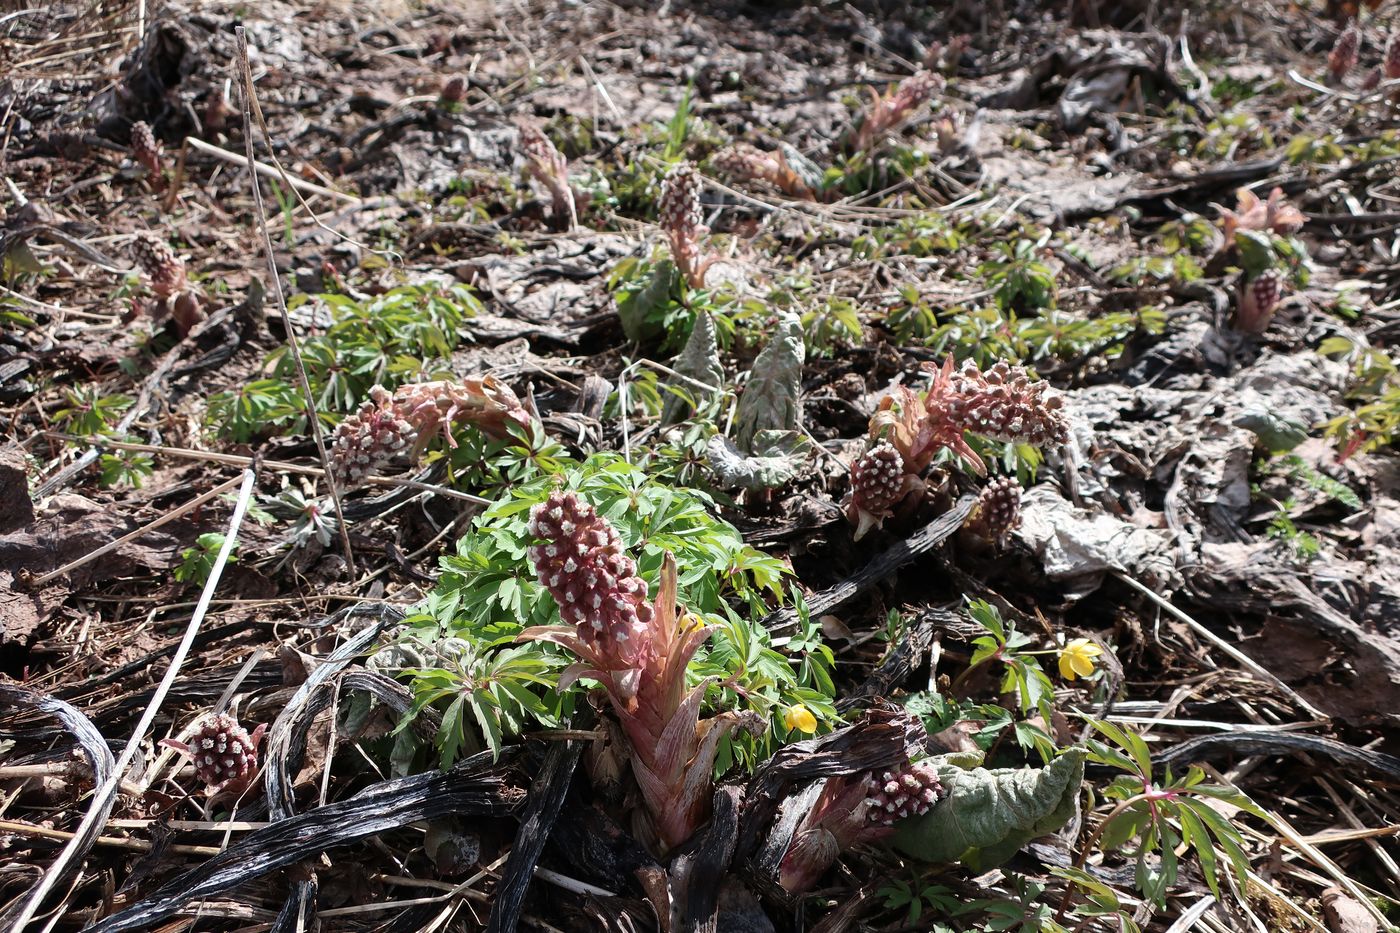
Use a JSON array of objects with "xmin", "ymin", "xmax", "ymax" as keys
[
  {"xmin": 519, "ymin": 123, "xmax": 576, "ymax": 227},
  {"xmin": 1234, "ymin": 268, "xmax": 1286, "ymax": 335},
  {"xmin": 659, "ymin": 161, "xmax": 712, "ymax": 289},
  {"xmin": 844, "ymin": 441, "xmax": 909, "ymax": 540},
  {"xmin": 1330, "ymin": 22, "xmax": 1360, "ymax": 82},
  {"xmin": 711, "ymin": 143, "xmax": 813, "ymax": 199},
  {"xmin": 527, "ymin": 491, "xmax": 652, "ymax": 661},
  {"xmin": 131, "ymin": 235, "xmax": 186, "ymax": 299},
  {"xmin": 331, "ymin": 386, "xmax": 418, "ymax": 488},
  {"xmin": 864, "ymin": 759, "xmax": 945, "ymax": 825},
  {"xmin": 130, "ymin": 235, "xmax": 203, "ymax": 336},
  {"xmin": 967, "ymin": 474, "xmax": 1022, "ymax": 543},
  {"xmin": 180, "ymin": 713, "xmax": 264, "ymax": 790},
  {"xmin": 778, "ymin": 752, "xmax": 947, "ymax": 893},
  {"xmin": 850, "ymin": 70, "xmax": 943, "ymax": 153},
  {"xmin": 129, "ymin": 121, "xmax": 164, "ymax": 180},
  {"xmin": 937, "ymin": 360, "xmax": 1070, "ymax": 449},
  {"xmin": 329, "ymin": 377, "xmax": 533, "ymax": 488}
]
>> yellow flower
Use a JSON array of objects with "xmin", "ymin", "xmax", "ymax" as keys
[
  {"xmin": 1058, "ymin": 638, "xmax": 1104, "ymax": 681},
  {"xmin": 783, "ymin": 704, "xmax": 817, "ymax": 733}
]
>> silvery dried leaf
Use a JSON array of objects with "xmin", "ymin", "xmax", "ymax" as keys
[
  {"xmin": 707, "ymin": 431, "xmax": 806, "ymax": 491},
  {"xmin": 733, "ymin": 315, "xmax": 804, "ymax": 453},
  {"xmin": 661, "ymin": 311, "xmax": 724, "ymax": 425},
  {"xmin": 779, "ymin": 142, "xmax": 826, "ymax": 194}
]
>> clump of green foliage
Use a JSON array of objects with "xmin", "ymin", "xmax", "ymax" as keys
[
  {"xmin": 206, "ymin": 282, "xmax": 480, "ymax": 441},
  {"xmin": 396, "ymin": 453, "xmax": 835, "ymax": 765}
]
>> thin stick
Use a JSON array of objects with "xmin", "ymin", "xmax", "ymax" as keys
[
  {"xmin": 8, "ymin": 469, "xmax": 257, "ymax": 930},
  {"xmin": 1112, "ymin": 571, "xmax": 1329, "ymax": 721},
  {"xmin": 0, "ymin": 820, "xmax": 222, "ymax": 858},
  {"xmin": 41, "ymin": 432, "xmax": 492, "ymax": 505},
  {"xmin": 234, "ymin": 27, "xmax": 356, "ymax": 573},
  {"xmin": 31, "ymin": 474, "xmax": 244, "ymax": 587},
  {"xmin": 183, "ymin": 136, "xmax": 359, "ymax": 203}
]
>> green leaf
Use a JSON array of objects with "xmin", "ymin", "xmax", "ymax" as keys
[{"xmin": 890, "ymin": 747, "xmax": 1086, "ymax": 869}]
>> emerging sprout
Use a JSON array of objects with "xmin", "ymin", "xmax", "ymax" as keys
[
  {"xmin": 711, "ymin": 143, "xmax": 815, "ymax": 200},
  {"xmin": 659, "ymin": 161, "xmax": 714, "ymax": 289},
  {"xmin": 844, "ymin": 441, "xmax": 912, "ymax": 540},
  {"xmin": 1328, "ymin": 22, "xmax": 1360, "ymax": 82},
  {"xmin": 847, "ymin": 70, "xmax": 943, "ymax": 154},
  {"xmin": 1234, "ymin": 268, "xmax": 1286, "ymax": 335},
  {"xmin": 520, "ymin": 490, "xmax": 762, "ymax": 853},
  {"xmin": 961, "ymin": 475, "xmax": 1023, "ymax": 546},
  {"xmin": 518, "ymin": 123, "xmax": 576, "ymax": 228},
  {"xmin": 129, "ymin": 235, "xmax": 203, "ymax": 336},
  {"xmin": 162, "ymin": 712, "xmax": 266, "ymax": 793},
  {"xmin": 129, "ymin": 121, "xmax": 165, "ymax": 188},
  {"xmin": 1217, "ymin": 187, "xmax": 1304, "ymax": 240},
  {"xmin": 778, "ymin": 757, "xmax": 947, "ymax": 893}
]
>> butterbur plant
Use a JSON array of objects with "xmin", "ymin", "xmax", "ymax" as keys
[
  {"xmin": 659, "ymin": 161, "xmax": 715, "ymax": 290},
  {"xmin": 519, "ymin": 490, "xmax": 762, "ymax": 852},
  {"xmin": 872, "ymin": 357, "xmax": 1069, "ymax": 477},
  {"xmin": 1329, "ymin": 22, "xmax": 1360, "ymax": 82},
  {"xmin": 1216, "ymin": 186, "xmax": 1305, "ymax": 241},
  {"xmin": 1387, "ymin": 33, "xmax": 1400, "ymax": 79},
  {"xmin": 130, "ymin": 235, "xmax": 203, "ymax": 336},
  {"xmin": 847, "ymin": 70, "xmax": 943, "ymax": 154},
  {"xmin": 779, "ymin": 758, "xmax": 946, "ymax": 893},
  {"xmin": 960, "ymin": 475, "xmax": 1023, "ymax": 548},
  {"xmin": 711, "ymin": 143, "xmax": 815, "ymax": 200},
  {"xmin": 129, "ymin": 121, "xmax": 165, "ymax": 189},
  {"xmin": 329, "ymin": 376, "xmax": 533, "ymax": 489},
  {"xmin": 1234, "ymin": 268, "xmax": 1286, "ymax": 334},
  {"xmin": 161, "ymin": 712, "xmax": 266, "ymax": 795},
  {"xmin": 845, "ymin": 441, "xmax": 916, "ymax": 540},
  {"xmin": 518, "ymin": 123, "xmax": 577, "ymax": 229}
]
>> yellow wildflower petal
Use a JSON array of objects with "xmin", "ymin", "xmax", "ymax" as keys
[{"xmin": 784, "ymin": 705, "xmax": 817, "ymax": 733}]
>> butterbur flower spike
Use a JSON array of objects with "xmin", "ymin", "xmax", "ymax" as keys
[
  {"xmin": 329, "ymin": 377, "xmax": 533, "ymax": 489},
  {"xmin": 659, "ymin": 161, "xmax": 715, "ymax": 290},
  {"xmin": 439, "ymin": 75, "xmax": 467, "ymax": 108},
  {"xmin": 518, "ymin": 124, "xmax": 576, "ymax": 228},
  {"xmin": 162, "ymin": 712, "xmax": 266, "ymax": 793},
  {"xmin": 1387, "ymin": 34, "xmax": 1400, "ymax": 80},
  {"xmin": 330, "ymin": 386, "xmax": 418, "ymax": 489},
  {"xmin": 519, "ymin": 490, "xmax": 761, "ymax": 853},
  {"xmin": 873, "ymin": 357, "xmax": 1068, "ymax": 477},
  {"xmin": 130, "ymin": 235, "xmax": 204, "ymax": 336},
  {"xmin": 849, "ymin": 69, "xmax": 943, "ymax": 154},
  {"xmin": 962, "ymin": 475, "xmax": 1022, "ymax": 545},
  {"xmin": 129, "ymin": 121, "xmax": 165, "ymax": 187},
  {"xmin": 1329, "ymin": 22, "xmax": 1360, "ymax": 82},
  {"xmin": 1234, "ymin": 268, "xmax": 1286, "ymax": 335},
  {"xmin": 711, "ymin": 143, "xmax": 814, "ymax": 200},
  {"xmin": 844, "ymin": 441, "xmax": 913, "ymax": 540},
  {"xmin": 778, "ymin": 757, "xmax": 947, "ymax": 893}
]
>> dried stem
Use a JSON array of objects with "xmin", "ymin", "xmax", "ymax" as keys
[{"xmin": 234, "ymin": 26, "xmax": 356, "ymax": 573}]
